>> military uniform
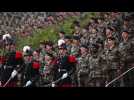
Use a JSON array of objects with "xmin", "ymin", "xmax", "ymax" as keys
[
  {"xmin": 104, "ymin": 46, "xmax": 122, "ymax": 87},
  {"xmin": 88, "ymin": 53, "xmax": 106, "ymax": 87},
  {"xmin": 77, "ymin": 52, "xmax": 90, "ymax": 87},
  {"xmin": 39, "ymin": 59, "xmax": 57, "ymax": 87},
  {"xmin": 0, "ymin": 50, "xmax": 23, "ymax": 87},
  {"xmin": 55, "ymin": 54, "xmax": 76, "ymax": 87},
  {"xmin": 118, "ymin": 37, "xmax": 134, "ymax": 87},
  {"xmin": 70, "ymin": 45, "xmax": 79, "ymax": 57},
  {"xmin": 23, "ymin": 60, "xmax": 40, "ymax": 87}
]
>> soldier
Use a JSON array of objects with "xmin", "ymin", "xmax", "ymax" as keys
[
  {"xmin": 39, "ymin": 53, "xmax": 57, "ymax": 87},
  {"xmin": 118, "ymin": 31, "xmax": 134, "ymax": 87},
  {"xmin": 0, "ymin": 42, "xmax": 23, "ymax": 87},
  {"xmin": 70, "ymin": 36, "xmax": 80, "ymax": 57},
  {"xmin": 45, "ymin": 41, "xmax": 57, "ymax": 57},
  {"xmin": 58, "ymin": 31, "xmax": 65, "ymax": 40},
  {"xmin": 64, "ymin": 35, "xmax": 72, "ymax": 55},
  {"xmin": 56, "ymin": 44, "xmax": 76, "ymax": 87},
  {"xmin": 80, "ymin": 27, "xmax": 90, "ymax": 46},
  {"xmin": 77, "ymin": 45, "xmax": 90, "ymax": 87},
  {"xmin": 104, "ymin": 37, "xmax": 122, "ymax": 87},
  {"xmin": 73, "ymin": 22, "xmax": 81, "ymax": 37},
  {"xmin": 22, "ymin": 46, "xmax": 40, "ymax": 87},
  {"xmin": 88, "ymin": 44, "xmax": 106, "ymax": 87},
  {"xmin": 39, "ymin": 40, "xmax": 46, "ymax": 62},
  {"xmin": 105, "ymin": 27, "xmax": 119, "ymax": 44}
]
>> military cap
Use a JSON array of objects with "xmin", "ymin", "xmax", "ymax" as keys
[
  {"xmin": 59, "ymin": 44, "xmax": 67, "ymax": 50},
  {"xmin": 107, "ymin": 26, "xmax": 114, "ymax": 31},
  {"xmin": 91, "ymin": 44, "xmax": 99, "ymax": 49},
  {"xmin": 64, "ymin": 35, "xmax": 72, "ymax": 39},
  {"xmin": 80, "ymin": 44, "xmax": 88, "ymax": 49},
  {"xmin": 73, "ymin": 36, "xmax": 80, "ymax": 40}
]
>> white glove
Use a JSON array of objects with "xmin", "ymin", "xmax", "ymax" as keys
[
  {"xmin": 11, "ymin": 70, "xmax": 18, "ymax": 78},
  {"xmin": 51, "ymin": 83, "xmax": 55, "ymax": 87},
  {"xmin": 61, "ymin": 73, "xmax": 68, "ymax": 79},
  {"xmin": 25, "ymin": 80, "xmax": 32, "ymax": 87}
]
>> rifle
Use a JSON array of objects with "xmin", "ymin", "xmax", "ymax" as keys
[{"xmin": 105, "ymin": 66, "xmax": 134, "ymax": 87}]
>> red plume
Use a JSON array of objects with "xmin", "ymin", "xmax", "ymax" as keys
[{"xmin": 16, "ymin": 51, "xmax": 22, "ymax": 59}]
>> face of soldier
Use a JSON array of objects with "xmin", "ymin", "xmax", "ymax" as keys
[
  {"xmin": 124, "ymin": 20, "xmax": 129, "ymax": 26},
  {"xmin": 33, "ymin": 51, "xmax": 39, "ymax": 61},
  {"xmin": 107, "ymin": 39, "xmax": 115, "ymax": 49},
  {"xmin": 44, "ymin": 55, "xmax": 52, "ymax": 64},
  {"xmin": 59, "ymin": 49, "xmax": 67, "ymax": 56},
  {"xmin": 98, "ymin": 19, "xmax": 102, "ymax": 24},
  {"xmin": 5, "ymin": 45, "xmax": 10, "ymax": 51},
  {"xmin": 80, "ymin": 47, "xmax": 87, "ymax": 55},
  {"xmin": 74, "ymin": 26, "xmax": 80, "ymax": 30},
  {"xmin": 65, "ymin": 39, "xmax": 69, "ymax": 44},
  {"xmin": 45, "ymin": 45, "xmax": 52, "ymax": 52},
  {"xmin": 122, "ymin": 32, "xmax": 128, "ymax": 41},
  {"xmin": 59, "ymin": 33, "xmax": 64, "ymax": 39},
  {"xmin": 39, "ymin": 44, "xmax": 44, "ymax": 50},
  {"xmin": 82, "ymin": 29, "xmax": 87, "ymax": 33},
  {"xmin": 10, "ymin": 45, "xmax": 16, "ymax": 52},
  {"xmin": 24, "ymin": 56, "xmax": 31, "ymax": 63},
  {"xmin": 106, "ymin": 29, "xmax": 112, "ymax": 38}
]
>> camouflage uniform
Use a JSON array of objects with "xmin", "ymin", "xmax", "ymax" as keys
[
  {"xmin": 77, "ymin": 53, "xmax": 90, "ymax": 87},
  {"xmin": 118, "ymin": 37, "xmax": 134, "ymax": 87},
  {"xmin": 70, "ymin": 45, "xmax": 80, "ymax": 57},
  {"xmin": 66, "ymin": 44, "xmax": 72, "ymax": 55},
  {"xmin": 88, "ymin": 52, "xmax": 106, "ymax": 87},
  {"xmin": 39, "ymin": 60, "xmax": 56, "ymax": 87},
  {"xmin": 104, "ymin": 47, "xmax": 122, "ymax": 87}
]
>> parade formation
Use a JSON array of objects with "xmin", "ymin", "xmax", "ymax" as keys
[{"xmin": 0, "ymin": 12, "xmax": 134, "ymax": 87}]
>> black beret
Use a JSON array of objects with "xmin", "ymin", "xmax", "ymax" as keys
[
  {"xmin": 91, "ymin": 44, "xmax": 99, "ymax": 49},
  {"xmin": 65, "ymin": 35, "xmax": 71, "ymax": 39},
  {"xmin": 73, "ymin": 36, "xmax": 80, "ymax": 40},
  {"xmin": 59, "ymin": 44, "xmax": 67, "ymax": 50},
  {"xmin": 80, "ymin": 44, "xmax": 88, "ymax": 49},
  {"xmin": 107, "ymin": 27, "xmax": 114, "ymax": 31},
  {"xmin": 59, "ymin": 31, "xmax": 65, "ymax": 34},
  {"xmin": 46, "ymin": 52, "xmax": 54, "ymax": 58}
]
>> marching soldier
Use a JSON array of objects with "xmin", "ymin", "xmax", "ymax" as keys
[
  {"xmin": 56, "ymin": 44, "xmax": 76, "ymax": 87},
  {"xmin": 22, "ymin": 46, "xmax": 40, "ymax": 87},
  {"xmin": 0, "ymin": 42, "xmax": 23, "ymax": 87}
]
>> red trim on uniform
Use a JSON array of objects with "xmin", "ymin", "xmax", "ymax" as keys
[
  {"xmin": 15, "ymin": 51, "xmax": 22, "ymax": 59},
  {"xmin": 0, "ymin": 56, "xmax": 6, "ymax": 64},
  {"xmin": 32, "ymin": 61, "xmax": 40, "ymax": 69},
  {"xmin": 68, "ymin": 55, "xmax": 77, "ymax": 63}
]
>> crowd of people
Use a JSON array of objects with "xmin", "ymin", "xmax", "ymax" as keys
[
  {"xmin": 0, "ymin": 12, "xmax": 80, "ymax": 38},
  {"xmin": 0, "ymin": 12, "xmax": 81, "ymax": 51},
  {"xmin": 0, "ymin": 12, "xmax": 134, "ymax": 87}
]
